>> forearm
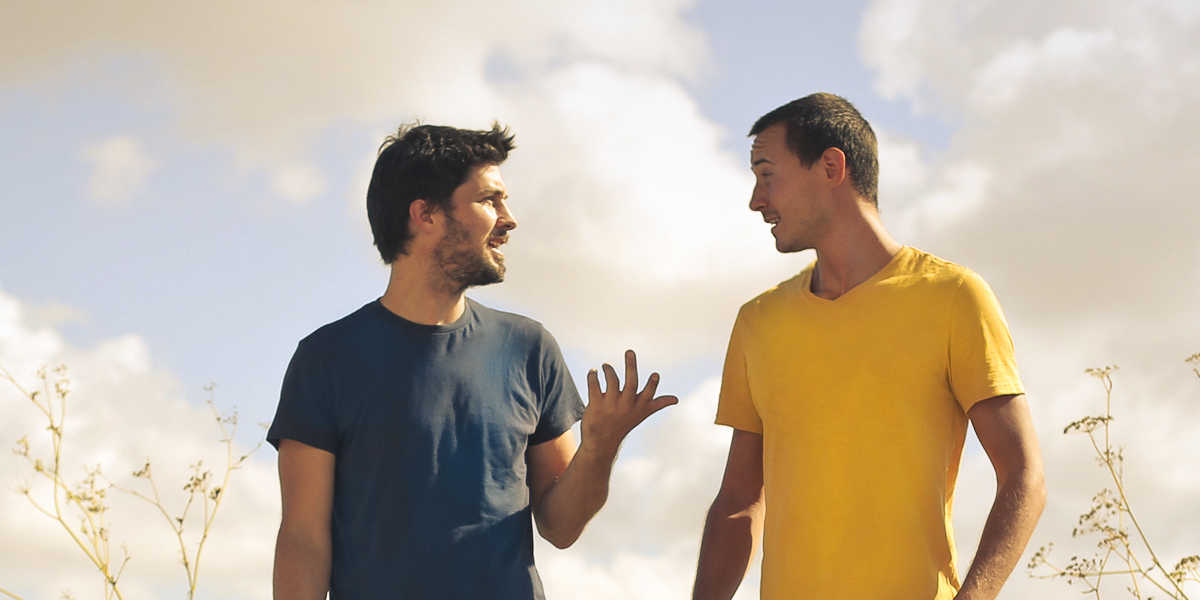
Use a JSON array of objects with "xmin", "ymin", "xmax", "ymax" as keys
[
  {"xmin": 956, "ymin": 467, "xmax": 1047, "ymax": 600},
  {"xmin": 532, "ymin": 440, "xmax": 618, "ymax": 549},
  {"xmin": 531, "ymin": 352, "xmax": 677, "ymax": 548},
  {"xmin": 273, "ymin": 527, "xmax": 332, "ymax": 600},
  {"xmin": 693, "ymin": 499, "xmax": 763, "ymax": 600}
]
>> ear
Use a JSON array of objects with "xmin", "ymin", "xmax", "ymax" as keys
[
  {"xmin": 409, "ymin": 199, "xmax": 440, "ymax": 236},
  {"xmin": 818, "ymin": 147, "xmax": 849, "ymax": 189}
]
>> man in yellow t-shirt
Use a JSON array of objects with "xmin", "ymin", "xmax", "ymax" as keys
[{"xmin": 692, "ymin": 93, "xmax": 1046, "ymax": 600}]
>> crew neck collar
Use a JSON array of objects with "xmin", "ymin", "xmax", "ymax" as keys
[{"xmin": 370, "ymin": 297, "xmax": 475, "ymax": 333}]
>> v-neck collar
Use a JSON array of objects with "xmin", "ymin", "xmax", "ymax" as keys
[{"xmin": 798, "ymin": 246, "xmax": 912, "ymax": 307}]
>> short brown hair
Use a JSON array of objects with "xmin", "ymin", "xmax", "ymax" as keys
[{"xmin": 750, "ymin": 93, "xmax": 879, "ymax": 204}]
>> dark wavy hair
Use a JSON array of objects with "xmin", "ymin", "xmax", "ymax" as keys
[
  {"xmin": 366, "ymin": 122, "xmax": 516, "ymax": 263},
  {"xmin": 749, "ymin": 93, "xmax": 879, "ymax": 204}
]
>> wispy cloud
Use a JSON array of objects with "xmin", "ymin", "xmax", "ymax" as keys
[{"xmin": 82, "ymin": 136, "xmax": 157, "ymax": 206}]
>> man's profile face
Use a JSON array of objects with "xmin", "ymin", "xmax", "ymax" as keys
[
  {"xmin": 749, "ymin": 123, "xmax": 832, "ymax": 254},
  {"xmin": 434, "ymin": 163, "xmax": 517, "ymax": 290}
]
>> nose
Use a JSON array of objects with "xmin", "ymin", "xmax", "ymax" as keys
[
  {"xmin": 496, "ymin": 200, "xmax": 518, "ymax": 231},
  {"xmin": 749, "ymin": 183, "xmax": 767, "ymax": 213}
]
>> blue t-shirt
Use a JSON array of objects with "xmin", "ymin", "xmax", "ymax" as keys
[{"xmin": 267, "ymin": 298, "xmax": 585, "ymax": 599}]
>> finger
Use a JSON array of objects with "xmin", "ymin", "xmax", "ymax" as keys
[
  {"xmin": 646, "ymin": 395, "xmax": 679, "ymax": 416},
  {"xmin": 602, "ymin": 362, "xmax": 619, "ymax": 397},
  {"xmin": 638, "ymin": 372, "xmax": 661, "ymax": 401},
  {"xmin": 624, "ymin": 349, "xmax": 638, "ymax": 395},
  {"xmin": 586, "ymin": 368, "xmax": 601, "ymax": 400}
]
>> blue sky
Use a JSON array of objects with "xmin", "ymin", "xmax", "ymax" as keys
[{"xmin": 2, "ymin": 1, "xmax": 1199, "ymax": 598}]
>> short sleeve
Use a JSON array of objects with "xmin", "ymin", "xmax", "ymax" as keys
[
  {"xmin": 530, "ymin": 329, "xmax": 584, "ymax": 445},
  {"xmin": 715, "ymin": 306, "xmax": 764, "ymax": 433},
  {"xmin": 266, "ymin": 339, "xmax": 339, "ymax": 453},
  {"xmin": 948, "ymin": 270, "xmax": 1025, "ymax": 412}
]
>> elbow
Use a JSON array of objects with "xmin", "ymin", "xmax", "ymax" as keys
[
  {"xmin": 710, "ymin": 485, "xmax": 766, "ymax": 522},
  {"xmin": 529, "ymin": 489, "xmax": 607, "ymax": 550},
  {"xmin": 531, "ymin": 504, "xmax": 585, "ymax": 549},
  {"xmin": 536, "ymin": 522, "xmax": 582, "ymax": 549},
  {"xmin": 1031, "ymin": 469, "xmax": 1048, "ymax": 515},
  {"xmin": 545, "ymin": 534, "xmax": 578, "ymax": 550},
  {"xmin": 1023, "ymin": 460, "xmax": 1047, "ymax": 509}
]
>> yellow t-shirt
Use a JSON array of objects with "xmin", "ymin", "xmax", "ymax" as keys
[{"xmin": 716, "ymin": 246, "xmax": 1024, "ymax": 600}]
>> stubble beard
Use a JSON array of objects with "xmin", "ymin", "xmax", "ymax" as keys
[
  {"xmin": 775, "ymin": 211, "xmax": 832, "ymax": 254},
  {"xmin": 434, "ymin": 213, "xmax": 505, "ymax": 294}
]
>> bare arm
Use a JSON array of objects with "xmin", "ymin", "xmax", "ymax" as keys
[
  {"xmin": 527, "ymin": 349, "xmax": 677, "ymax": 549},
  {"xmin": 274, "ymin": 439, "xmax": 335, "ymax": 600},
  {"xmin": 693, "ymin": 429, "xmax": 765, "ymax": 600},
  {"xmin": 956, "ymin": 394, "xmax": 1047, "ymax": 600}
]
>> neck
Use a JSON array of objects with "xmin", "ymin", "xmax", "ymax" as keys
[
  {"xmin": 810, "ymin": 202, "xmax": 903, "ymax": 300},
  {"xmin": 380, "ymin": 256, "xmax": 468, "ymax": 325}
]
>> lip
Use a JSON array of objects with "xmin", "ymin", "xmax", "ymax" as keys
[{"xmin": 487, "ymin": 236, "xmax": 508, "ymax": 252}]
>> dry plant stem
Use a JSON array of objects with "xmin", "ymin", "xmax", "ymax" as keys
[
  {"xmin": 5, "ymin": 363, "xmax": 263, "ymax": 600},
  {"xmin": 0, "ymin": 585, "xmax": 27, "ymax": 600},
  {"xmin": 101, "ymin": 386, "xmax": 261, "ymax": 600},
  {"xmin": 1, "ymin": 363, "xmax": 127, "ymax": 600},
  {"xmin": 108, "ymin": 466, "xmax": 200, "ymax": 591},
  {"xmin": 193, "ymin": 394, "xmax": 254, "ymax": 596},
  {"xmin": 1030, "ymin": 363, "xmax": 1195, "ymax": 599},
  {"xmin": 1089, "ymin": 371, "xmax": 1186, "ymax": 599}
]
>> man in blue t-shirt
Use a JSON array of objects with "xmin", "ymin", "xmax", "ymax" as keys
[{"xmin": 268, "ymin": 123, "xmax": 677, "ymax": 599}]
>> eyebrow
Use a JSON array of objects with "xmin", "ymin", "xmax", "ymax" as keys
[{"xmin": 751, "ymin": 157, "xmax": 773, "ymax": 167}]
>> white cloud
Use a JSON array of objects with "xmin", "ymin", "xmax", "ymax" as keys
[
  {"xmin": 877, "ymin": 130, "xmax": 930, "ymax": 204},
  {"xmin": 892, "ymin": 160, "xmax": 991, "ymax": 236},
  {"xmin": 969, "ymin": 28, "xmax": 1122, "ymax": 111},
  {"xmin": 81, "ymin": 136, "xmax": 157, "ymax": 206},
  {"xmin": 476, "ymin": 61, "xmax": 796, "ymax": 364},
  {"xmin": 268, "ymin": 161, "xmax": 328, "ymax": 205},
  {"xmin": 1, "ymin": 0, "xmax": 707, "ymax": 208},
  {"xmin": 0, "ymin": 287, "xmax": 278, "ymax": 599},
  {"xmin": 0, "ymin": 0, "xmax": 765, "ymax": 366}
]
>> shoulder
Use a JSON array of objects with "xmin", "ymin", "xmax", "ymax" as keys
[
  {"xmin": 891, "ymin": 247, "xmax": 993, "ymax": 293},
  {"xmin": 738, "ymin": 270, "xmax": 809, "ymax": 319},
  {"xmin": 468, "ymin": 299, "xmax": 562, "ymax": 348},
  {"xmin": 898, "ymin": 247, "xmax": 969, "ymax": 281},
  {"xmin": 293, "ymin": 301, "xmax": 387, "ymax": 358},
  {"xmin": 897, "ymin": 249, "xmax": 1008, "ymax": 322},
  {"xmin": 469, "ymin": 298, "xmax": 548, "ymax": 333}
]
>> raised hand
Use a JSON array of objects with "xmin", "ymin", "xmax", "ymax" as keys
[{"xmin": 582, "ymin": 349, "xmax": 679, "ymax": 456}]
